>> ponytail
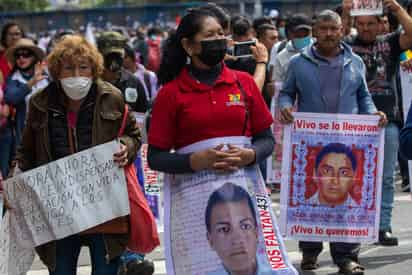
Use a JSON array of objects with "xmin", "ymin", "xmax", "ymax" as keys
[{"xmin": 157, "ymin": 33, "xmax": 187, "ymax": 85}]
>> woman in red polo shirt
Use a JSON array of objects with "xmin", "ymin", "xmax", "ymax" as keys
[{"xmin": 148, "ymin": 8, "xmax": 274, "ymax": 173}]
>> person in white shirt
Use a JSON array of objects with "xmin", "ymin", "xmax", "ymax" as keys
[
  {"xmin": 272, "ymin": 13, "xmax": 313, "ymax": 86},
  {"xmin": 123, "ymin": 44, "xmax": 158, "ymax": 102}
]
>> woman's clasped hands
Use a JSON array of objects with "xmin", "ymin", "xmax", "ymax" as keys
[{"xmin": 190, "ymin": 144, "xmax": 256, "ymax": 172}]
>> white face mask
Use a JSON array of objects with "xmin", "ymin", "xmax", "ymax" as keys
[{"xmin": 60, "ymin": 77, "xmax": 92, "ymax": 100}]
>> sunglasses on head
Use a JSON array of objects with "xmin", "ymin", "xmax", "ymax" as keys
[{"xmin": 14, "ymin": 49, "xmax": 34, "ymax": 59}]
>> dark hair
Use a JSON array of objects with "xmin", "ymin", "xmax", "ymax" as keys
[
  {"xmin": 46, "ymin": 29, "xmax": 75, "ymax": 54},
  {"xmin": 406, "ymin": 0, "xmax": 412, "ymax": 14},
  {"xmin": 147, "ymin": 27, "xmax": 163, "ymax": 38},
  {"xmin": 334, "ymin": 5, "xmax": 343, "ymax": 16},
  {"xmin": 1, "ymin": 22, "xmax": 25, "ymax": 48},
  {"xmin": 285, "ymin": 13, "xmax": 312, "ymax": 38},
  {"xmin": 124, "ymin": 44, "xmax": 136, "ymax": 61},
  {"xmin": 315, "ymin": 143, "xmax": 357, "ymax": 171},
  {"xmin": 275, "ymin": 15, "xmax": 287, "ymax": 28},
  {"xmin": 231, "ymin": 16, "xmax": 252, "ymax": 37},
  {"xmin": 157, "ymin": 8, "xmax": 217, "ymax": 85},
  {"xmin": 205, "ymin": 182, "xmax": 257, "ymax": 233},
  {"xmin": 200, "ymin": 2, "xmax": 230, "ymax": 32},
  {"xmin": 253, "ymin": 16, "xmax": 274, "ymax": 31},
  {"xmin": 387, "ymin": 13, "xmax": 399, "ymax": 32},
  {"xmin": 256, "ymin": 24, "xmax": 277, "ymax": 39}
]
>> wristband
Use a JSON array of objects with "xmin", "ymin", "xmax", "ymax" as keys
[{"xmin": 256, "ymin": 61, "xmax": 267, "ymax": 65}]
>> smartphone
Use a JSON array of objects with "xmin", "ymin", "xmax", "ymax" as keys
[{"xmin": 233, "ymin": 41, "xmax": 255, "ymax": 58}]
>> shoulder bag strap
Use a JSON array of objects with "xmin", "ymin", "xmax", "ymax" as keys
[
  {"xmin": 234, "ymin": 74, "xmax": 249, "ymax": 136},
  {"xmin": 143, "ymin": 71, "xmax": 152, "ymax": 99},
  {"xmin": 118, "ymin": 104, "xmax": 129, "ymax": 138}
]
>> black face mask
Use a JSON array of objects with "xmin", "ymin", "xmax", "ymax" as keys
[
  {"xmin": 197, "ymin": 38, "xmax": 227, "ymax": 67},
  {"xmin": 104, "ymin": 52, "xmax": 123, "ymax": 73}
]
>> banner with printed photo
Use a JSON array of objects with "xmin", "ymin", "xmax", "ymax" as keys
[
  {"xmin": 134, "ymin": 112, "xmax": 147, "ymax": 143},
  {"xmin": 164, "ymin": 137, "xmax": 297, "ymax": 275},
  {"xmin": 400, "ymin": 53, "xmax": 412, "ymax": 193},
  {"xmin": 280, "ymin": 113, "xmax": 384, "ymax": 243},
  {"xmin": 351, "ymin": 0, "xmax": 383, "ymax": 16},
  {"xmin": 266, "ymin": 91, "xmax": 283, "ymax": 184},
  {"xmin": 140, "ymin": 144, "xmax": 163, "ymax": 225},
  {"xmin": 132, "ymin": 110, "xmax": 163, "ymax": 226}
]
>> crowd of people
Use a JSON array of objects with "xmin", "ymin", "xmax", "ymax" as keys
[{"xmin": 1, "ymin": 0, "xmax": 412, "ymax": 274}]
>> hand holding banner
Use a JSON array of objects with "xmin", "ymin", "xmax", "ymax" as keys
[
  {"xmin": 280, "ymin": 113, "xmax": 384, "ymax": 243},
  {"xmin": 0, "ymin": 141, "xmax": 130, "ymax": 274}
]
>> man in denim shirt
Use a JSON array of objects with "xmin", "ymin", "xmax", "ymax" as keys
[{"xmin": 279, "ymin": 10, "xmax": 386, "ymax": 275}]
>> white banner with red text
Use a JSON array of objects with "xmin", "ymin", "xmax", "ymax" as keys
[{"xmin": 280, "ymin": 113, "xmax": 384, "ymax": 243}]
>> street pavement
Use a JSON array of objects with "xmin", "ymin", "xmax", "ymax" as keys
[{"xmin": 28, "ymin": 182, "xmax": 412, "ymax": 275}]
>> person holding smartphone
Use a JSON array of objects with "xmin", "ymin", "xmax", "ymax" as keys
[{"xmin": 225, "ymin": 16, "xmax": 269, "ymax": 94}]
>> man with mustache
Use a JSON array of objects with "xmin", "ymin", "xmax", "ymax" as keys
[
  {"xmin": 343, "ymin": 0, "xmax": 412, "ymax": 247},
  {"xmin": 279, "ymin": 9, "xmax": 385, "ymax": 275}
]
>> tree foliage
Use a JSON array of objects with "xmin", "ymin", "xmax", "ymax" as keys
[
  {"xmin": 0, "ymin": 0, "xmax": 50, "ymax": 12},
  {"xmin": 96, "ymin": 0, "xmax": 192, "ymax": 7}
]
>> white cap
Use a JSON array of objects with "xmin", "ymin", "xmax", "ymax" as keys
[{"xmin": 269, "ymin": 9, "xmax": 279, "ymax": 18}]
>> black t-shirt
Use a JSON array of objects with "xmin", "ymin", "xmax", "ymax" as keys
[
  {"xmin": 345, "ymin": 32, "xmax": 403, "ymax": 121},
  {"xmin": 114, "ymin": 69, "xmax": 149, "ymax": 113}
]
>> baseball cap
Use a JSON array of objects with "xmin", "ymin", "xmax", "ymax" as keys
[{"xmin": 286, "ymin": 14, "xmax": 312, "ymax": 33}]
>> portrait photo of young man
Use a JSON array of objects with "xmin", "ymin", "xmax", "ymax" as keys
[
  {"xmin": 205, "ymin": 182, "xmax": 275, "ymax": 275},
  {"xmin": 306, "ymin": 143, "xmax": 360, "ymax": 207}
]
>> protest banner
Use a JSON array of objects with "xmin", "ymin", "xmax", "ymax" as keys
[
  {"xmin": 140, "ymin": 144, "xmax": 163, "ymax": 225},
  {"xmin": 164, "ymin": 137, "xmax": 297, "ymax": 275},
  {"xmin": 351, "ymin": 0, "xmax": 383, "ymax": 16},
  {"xmin": 134, "ymin": 112, "xmax": 147, "ymax": 143},
  {"xmin": 0, "ymin": 193, "xmax": 3, "ymax": 219},
  {"xmin": 132, "ymin": 111, "xmax": 163, "ymax": 225},
  {"xmin": 266, "ymin": 91, "xmax": 283, "ymax": 184},
  {"xmin": 400, "ymin": 52, "xmax": 412, "ymax": 193},
  {"xmin": 0, "ymin": 212, "xmax": 35, "ymax": 275},
  {"xmin": 1, "ymin": 140, "xmax": 129, "ymax": 247},
  {"xmin": 280, "ymin": 113, "xmax": 384, "ymax": 243}
]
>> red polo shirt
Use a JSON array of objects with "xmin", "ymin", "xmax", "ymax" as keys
[{"xmin": 148, "ymin": 64, "xmax": 273, "ymax": 150}]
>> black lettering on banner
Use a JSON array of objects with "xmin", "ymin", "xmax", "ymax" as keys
[{"xmin": 256, "ymin": 195, "xmax": 269, "ymax": 211}]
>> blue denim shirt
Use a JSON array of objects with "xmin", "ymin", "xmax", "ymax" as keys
[
  {"xmin": 279, "ymin": 42, "xmax": 377, "ymax": 115},
  {"xmin": 4, "ymin": 71, "xmax": 49, "ymax": 147}
]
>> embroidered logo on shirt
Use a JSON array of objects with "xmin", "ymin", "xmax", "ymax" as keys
[{"xmin": 226, "ymin": 92, "xmax": 244, "ymax": 106}]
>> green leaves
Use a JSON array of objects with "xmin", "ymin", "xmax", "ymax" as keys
[{"xmin": 0, "ymin": 0, "xmax": 49, "ymax": 12}]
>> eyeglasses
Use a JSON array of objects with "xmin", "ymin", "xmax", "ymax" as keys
[{"xmin": 14, "ymin": 50, "xmax": 34, "ymax": 59}]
